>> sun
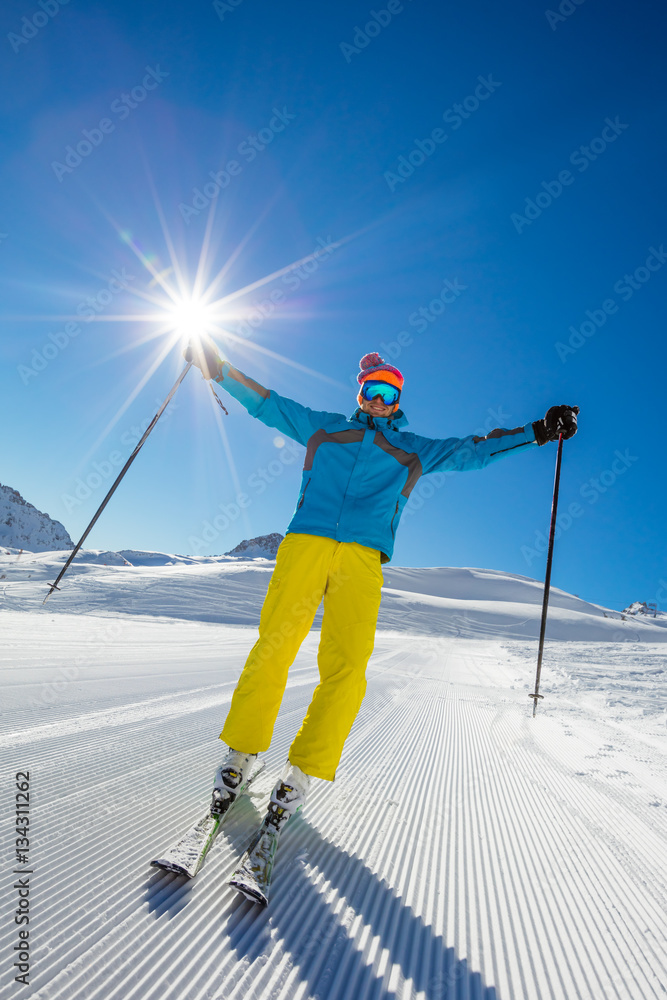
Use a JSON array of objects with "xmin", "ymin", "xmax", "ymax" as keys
[
  {"xmin": 166, "ymin": 295, "xmax": 214, "ymax": 342},
  {"xmin": 7, "ymin": 197, "xmax": 352, "ymax": 470}
]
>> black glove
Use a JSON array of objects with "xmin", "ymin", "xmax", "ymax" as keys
[
  {"xmin": 533, "ymin": 404, "xmax": 579, "ymax": 446},
  {"xmin": 183, "ymin": 335, "xmax": 223, "ymax": 381}
]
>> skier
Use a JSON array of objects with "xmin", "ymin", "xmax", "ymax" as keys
[{"xmin": 185, "ymin": 340, "xmax": 578, "ymax": 839}]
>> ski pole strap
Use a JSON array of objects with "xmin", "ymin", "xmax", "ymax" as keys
[{"xmin": 209, "ymin": 382, "xmax": 228, "ymax": 414}]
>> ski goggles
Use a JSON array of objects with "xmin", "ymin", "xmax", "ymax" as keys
[{"xmin": 359, "ymin": 380, "xmax": 401, "ymax": 406}]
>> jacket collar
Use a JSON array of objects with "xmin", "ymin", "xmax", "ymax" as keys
[{"xmin": 349, "ymin": 407, "xmax": 408, "ymax": 430}]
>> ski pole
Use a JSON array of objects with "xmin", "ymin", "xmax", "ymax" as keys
[
  {"xmin": 44, "ymin": 362, "xmax": 193, "ymax": 603},
  {"xmin": 529, "ymin": 432, "xmax": 564, "ymax": 717}
]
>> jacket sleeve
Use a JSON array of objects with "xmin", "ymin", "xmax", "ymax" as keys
[
  {"xmin": 213, "ymin": 362, "xmax": 337, "ymax": 446},
  {"xmin": 417, "ymin": 422, "xmax": 538, "ymax": 475}
]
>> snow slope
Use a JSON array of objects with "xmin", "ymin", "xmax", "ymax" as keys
[
  {"xmin": 0, "ymin": 552, "xmax": 665, "ymax": 1000},
  {"xmin": 2, "ymin": 550, "xmax": 666, "ymax": 641}
]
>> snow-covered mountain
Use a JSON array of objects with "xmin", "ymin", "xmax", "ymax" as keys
[
  {"xmin": 0, "ymin": 483, "xmax": 73, "ymax": 551},
  {"xmin": 622, "ymin": 599, "xmax": 665, "ymax": 619},
  {"xmin": 224, "ymin": 532, "xmax": 284, "ymax": 558}
]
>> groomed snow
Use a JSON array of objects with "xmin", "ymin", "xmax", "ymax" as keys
[{"xmin": 1, "ymin": 550, "xmax": 665, "ymax": 999}]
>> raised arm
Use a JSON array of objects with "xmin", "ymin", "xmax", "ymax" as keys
[
  {"xmin": 416, "ymin": 422, "xmax": 537, "ymax": 475},
  {"xmin": 184, "ymin": 339, "xmax": 338, "ymax": 446},
  {"xmin": 416, "ymin": 405, "xmax": 579, "ymax": 475}
]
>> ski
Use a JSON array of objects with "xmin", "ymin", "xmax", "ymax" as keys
[
  {"xmin": 228, "ymin": 819, "xmax": 281, "ymax": 906},
  {"xmin": 150, "ymin": 759, "xmax": 265, "ymax": 878},
  {"xmin": 229, "ymin": 766, "xmax": 309, "ymax": 905}
]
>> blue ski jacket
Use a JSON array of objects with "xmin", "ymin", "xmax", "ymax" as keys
[{"xmin": 215, "ymin": 362, "xmax": 538, "ymax": 562}]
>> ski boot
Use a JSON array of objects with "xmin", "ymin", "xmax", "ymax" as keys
[
  {"xmin": 211, "ymin": 748, "xmax": 258, "ymax": 816},
  {"xmin": 265, "ymin": 763, "xmax": 311, "ymax": 833}
]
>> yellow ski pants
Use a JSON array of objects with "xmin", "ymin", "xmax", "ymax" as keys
[{"xmin": 220, "ymin": 533, "xmax": 384, "ymax": 780}]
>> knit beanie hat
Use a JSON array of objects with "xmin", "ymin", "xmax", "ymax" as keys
[{"xmin": 356, "ymin": 352, "xmax": 404, "ymax": 391}]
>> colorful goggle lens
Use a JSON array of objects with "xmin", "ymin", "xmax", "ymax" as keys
[{"xmin": 360, "ymin": 380, "xmax": 401, "ymax": 405}]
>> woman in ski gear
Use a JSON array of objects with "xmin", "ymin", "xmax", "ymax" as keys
[{"xmin": 185, "ymin": 340, "xmax": 578, "ymax": 809}]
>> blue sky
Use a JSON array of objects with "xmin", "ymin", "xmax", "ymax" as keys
[{"xmin": 1, "ymin": 0, "xmax": 665, "ymax": 612}]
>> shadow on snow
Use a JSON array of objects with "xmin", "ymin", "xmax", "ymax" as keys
[{"xmin": 223, "ymin": 818, "xmax": 499, "ymax": 1000}]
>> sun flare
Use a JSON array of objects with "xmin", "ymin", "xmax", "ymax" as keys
[{"xmin": 166, "ymin": 295, "xmax": 215, "ymax": 342}]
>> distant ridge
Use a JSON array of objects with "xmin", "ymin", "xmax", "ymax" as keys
[
  {"xmin": 224, "ymin": 533, "xmax": 284, "ymax": 559},
  {"xmin": 622, "ymin": 600, "xmax": 664, "ymax": 620},
  {"xmin": 0, "ymin": 483, "xmax": 73, "ymax": 552}
]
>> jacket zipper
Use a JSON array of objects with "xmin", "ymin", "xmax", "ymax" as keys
[
  {"xmin": 297, "ymin": 477, "xmax": 311, "ymax": 509},
  {"xmin": 389, "ymin": 499, "xmax": 399, "ymax": 538}
]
